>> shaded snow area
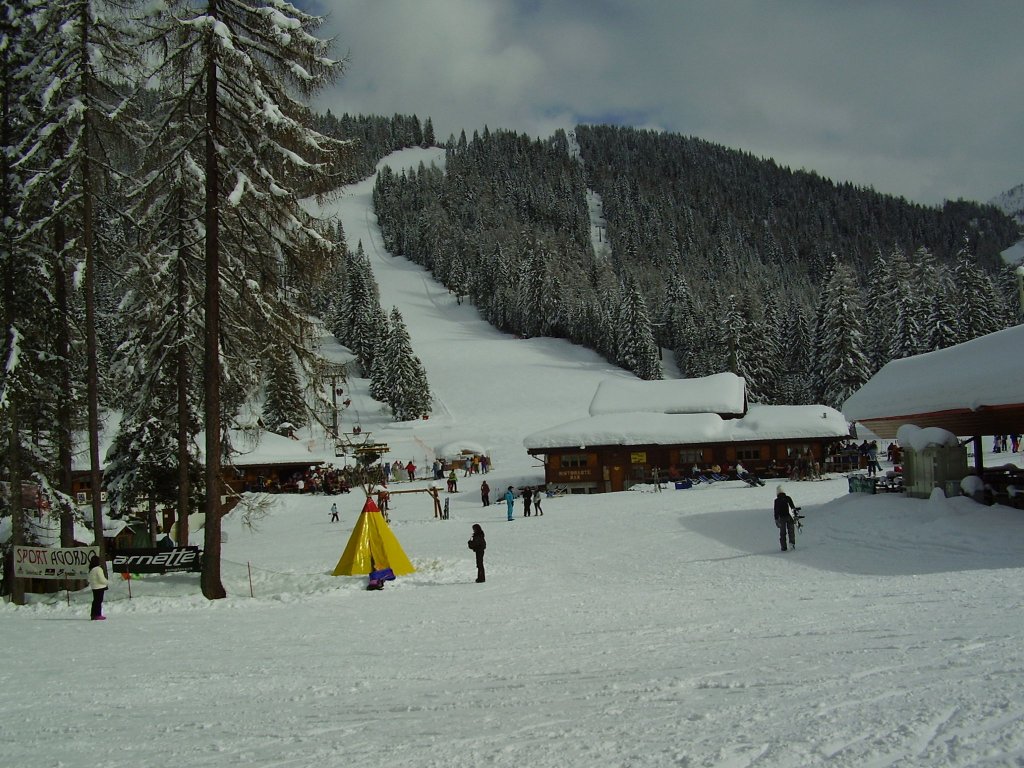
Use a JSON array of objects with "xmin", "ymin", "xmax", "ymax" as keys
[{"xmin": 5, "ymin": 148, "xmax": 1024, "ymax": 768}]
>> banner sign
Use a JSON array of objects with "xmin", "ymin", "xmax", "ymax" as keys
[
  {"xmin": 14, "ymin": 546, "xmax": 98, "ymax": 580},
  {"xmin": 111, "ymin": 546, "xmax": 202, "ymax": 574}
]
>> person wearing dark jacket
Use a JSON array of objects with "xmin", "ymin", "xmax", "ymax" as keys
[
  {"xmin": 773, "ymin": 485, "xmax": 798, "ymax": 551},
  {"xmin": 522, "ymin": 486, "xmax": 533, "ymax": 517},
  {"xmin": 467, "ymin": 524, "xmax": 486, "ymax": 582},
  {"xmin": 480, "ymin": 481, "xmax": 490, "ymax": 507}
]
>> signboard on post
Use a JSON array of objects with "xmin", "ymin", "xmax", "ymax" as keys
[
  {"xmin": 14, "ymin": 546, "xmax": 99, "ymax": 580},
  {"xmin": 110, "ymin": 546, "xmax": 202, "ymax": 574}
]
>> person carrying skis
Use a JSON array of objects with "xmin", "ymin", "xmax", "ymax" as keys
[{"xmin": 773, "ymin": 485, "xmax": 799, "ymax": 551}]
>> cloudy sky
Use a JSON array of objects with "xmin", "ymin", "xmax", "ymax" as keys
[{"xmin": 310, "ymin": 1, "xmax": 1024, "ymax": 206}]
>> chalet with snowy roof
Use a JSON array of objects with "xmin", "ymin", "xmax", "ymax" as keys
[
  {"xmin": 523, "ymin": 373, "xmax": 851, "ymax": 494},
  {"xmin": 843, "ymin": 324, "xmax": 1024, "ymax": 477}
]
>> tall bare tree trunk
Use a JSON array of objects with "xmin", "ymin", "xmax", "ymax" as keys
[
  {"xmin": 1, "ymin": 27, "xmax": 26, "ymax": 604},
  {"xmin": 55, "ymin": 222, "xmax": 75, "ymax": 547},
  {"xmin": 201, "ymin": 0, "xmax": 225, "ymax": 599},
  {"xmin": 176, "ymin": 193, "xmax": 190, "ymax": 547},
  {"xmin": 80, "ymin": 5, "xmax": 105, "ymax": 564}
]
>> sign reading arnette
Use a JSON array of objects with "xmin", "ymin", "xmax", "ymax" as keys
[{"xmin": 111, "ymin": 546, "xmax": 202, "ymax": 574}]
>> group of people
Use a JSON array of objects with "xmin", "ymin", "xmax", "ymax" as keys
[
  {"xmin": 490, "ymin": 484, "xmax": 544, "ymax": 520},
  {"xmin": 382, "ymin": 460, "xmax": 418, "ymax": 483},
  {"xmin": 429, "ymin": 455, "xmax": 491, "ymax": 481},
  {"xmin": 993, "ymin": 434, "xmax": 1021, "ymax": 453}
]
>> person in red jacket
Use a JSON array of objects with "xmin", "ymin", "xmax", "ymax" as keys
[{"xmin": 405, "ymin": 461, "xmax": 416, "ymax": 481}]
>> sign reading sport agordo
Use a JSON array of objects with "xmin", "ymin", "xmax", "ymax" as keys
[
  {"xmin": 14, "ymin": 546, "xmax": 99, "ymax": 580},
  {"xmin": 111, "ymin": 547, "xmax": 202, "ymax": 574}
]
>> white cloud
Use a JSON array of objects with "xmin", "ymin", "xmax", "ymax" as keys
[{"xmin": 314, "ymin": 0, "xmax": 1024, "ymax": 205}]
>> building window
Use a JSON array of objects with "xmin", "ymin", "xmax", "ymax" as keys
[
  {"xmin": 678, "ymin": 449, "xmax": 704, "ymax": 463},
  {"xmin": 560, "ymin": 454, "xmax": 589, "ymax": 468},
  {"xmin": 785, "ymin": 444, "xmax": 811, "ymax": 458},
  {"xmin": 735, "ymin": 447, "xmax": 761, "ymax": 461}
]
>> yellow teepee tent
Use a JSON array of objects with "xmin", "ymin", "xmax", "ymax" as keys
[{"xmin": 332, "ymin": 496, "xmax": 415, "ymax": 576}]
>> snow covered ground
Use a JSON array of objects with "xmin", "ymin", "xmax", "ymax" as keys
[{"xmin": 4, "ymin": 148, "xmax": 1024, "ymax": 768}]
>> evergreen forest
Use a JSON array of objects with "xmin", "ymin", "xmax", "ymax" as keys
[{"xmin": 371, "ymin": 124, "xmax": 1021, "ymax": 406}]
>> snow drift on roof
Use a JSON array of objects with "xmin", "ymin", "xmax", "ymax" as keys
[
  {"xmin": 523, "ymin": 405, "xmax": 850, "ymax": 450},
  {"xmin": 589, "ymin": 372, "xmax": 746, "ymax": 416},
  {"xmin": 843, "ymin": 325, "xmax": 1024, "ymax": 421}
]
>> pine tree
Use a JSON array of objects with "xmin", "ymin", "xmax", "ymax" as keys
[
  {"xmin": 952, "ymin": 253, "xmax": 1006, "ymax": 342},
  {"xmin": 812, "ymin": 255, "xmax": 871, "ymax": 409},
  {"xmin": 781, "ymin": 302, "xmax": 814, "ymax": 405},
  {"xmin": 14, "ymin": 0, "xmax": 143, "ymax": 565},
  {"xmin": 262, "ymin": 346, "xmax": 307, "ymax": 434},
  {"xmin": 615, "ymin": 276, "xmax": 661, "ymax": 380},
  {"xmin": 382, "ymin": 308, "xmax": 432, "ymax": 421},
  {"xmin": 1, "ymin": 0, "xmax": 54, "ymax": 604},
  {"xmin": 924, "ymin": 264, "xmax": 960, "ymax": 351},
  {"xmin": 137, "ymin": 0, "xmax": 346, "ymax": 599}
]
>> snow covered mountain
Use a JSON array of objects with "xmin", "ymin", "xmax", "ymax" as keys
[{"xmin": 992, "ymin": 182, "xmax": 1024, "ymax": 224}]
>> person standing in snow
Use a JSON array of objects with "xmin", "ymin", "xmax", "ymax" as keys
[
  {"xmin": 329, "ymin": 502, "xmax": 339, "ymax": 522},
  {"xmin": 533, "ymin": 486, "xmax": 544, "ymax": 516},
  {"xmin": 480, "ymin": 480, "xmax": 490, "ymax": 507},
  {"xmin": 383, "ymin": 462, "xmax": 392, "ymax": 484},
  {"xmin": 406, "ymin": 461, "xmax": 416, "ymax": 482},
  {"xmin": 504, "ymin": 486, "xmax": 515, "ymax": 521},
  {"xmin": 468, "ymin": 524, "xmax": 486, "ymax": 583},
  {"xmin": 866, "ymin": 441, "xmax": 880, "ymax": 477},
  {"xmin": 88, "ymin": 554, "xmax": 108, "ymax": 621},
  {"xmin": 522, "ymin": 485, "xmax": 533, "ymax": 517},
  {"xmin": 447, "ymin": 469, "xmax": 458, "ymax": 493},
  {"xmin": 773, "ymin": 485, "xmax": 799, "ymax": 552}
]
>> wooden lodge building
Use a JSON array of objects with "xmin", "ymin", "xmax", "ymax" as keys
[{"xmin": 524, "ymin": 373, "xmax": 852, "ymax": 494}]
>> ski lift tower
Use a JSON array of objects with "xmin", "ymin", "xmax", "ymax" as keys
[{"xmin": 314, "ymin": 333, "xmax": 355, "ymax": 439}]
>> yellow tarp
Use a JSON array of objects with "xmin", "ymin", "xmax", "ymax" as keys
[{"xmin": 331, "ymin": 496, "xmax": 415, "ymax": 576}]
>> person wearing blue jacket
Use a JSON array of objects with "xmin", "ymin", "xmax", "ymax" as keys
[{"xmin": 504, "ymin": 486, "xmax": 515, "ymax": 521}]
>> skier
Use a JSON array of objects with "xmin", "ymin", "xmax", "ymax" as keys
[
  {"xmin": 504, "ymin": 486, "xmax": 515, "ymax": 521},
  {"xmin": 481, "ymin": 480, "xmax": 490, "ymax": 507},
  {"xmin": 329, "ymin": 502, "xmax": 339, "ymax": 522},
  {"xmin": 773, "ymin": 485, "xmax": 799, "ymax": 551},
  {"xmin": 467, "ymin": 524, "xmax": 486, "ymax": 583}
]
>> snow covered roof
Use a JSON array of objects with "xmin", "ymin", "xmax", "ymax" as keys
[
  {"xmin": 225, "ymin": 429, "xmax": 332, "ymax": 468},
  {"xmin": 843, "ymin": 325, "xmax": 1024, "ymax": 438},
  {"xmin": 523, "ymin": 405, "xmax": 850, "ymax": 450},
  {"xmin": 589, "ymin": 372, "xmax": 745, "ymax": 416}
]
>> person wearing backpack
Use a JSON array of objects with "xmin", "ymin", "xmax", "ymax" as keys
[
  {"xmin": 467, "ymin": 524, "xmax": 486, "ymax": 582},
  {"xmin": 773, "ymin": 485, "xmax": 799, "ymax": 552}
]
